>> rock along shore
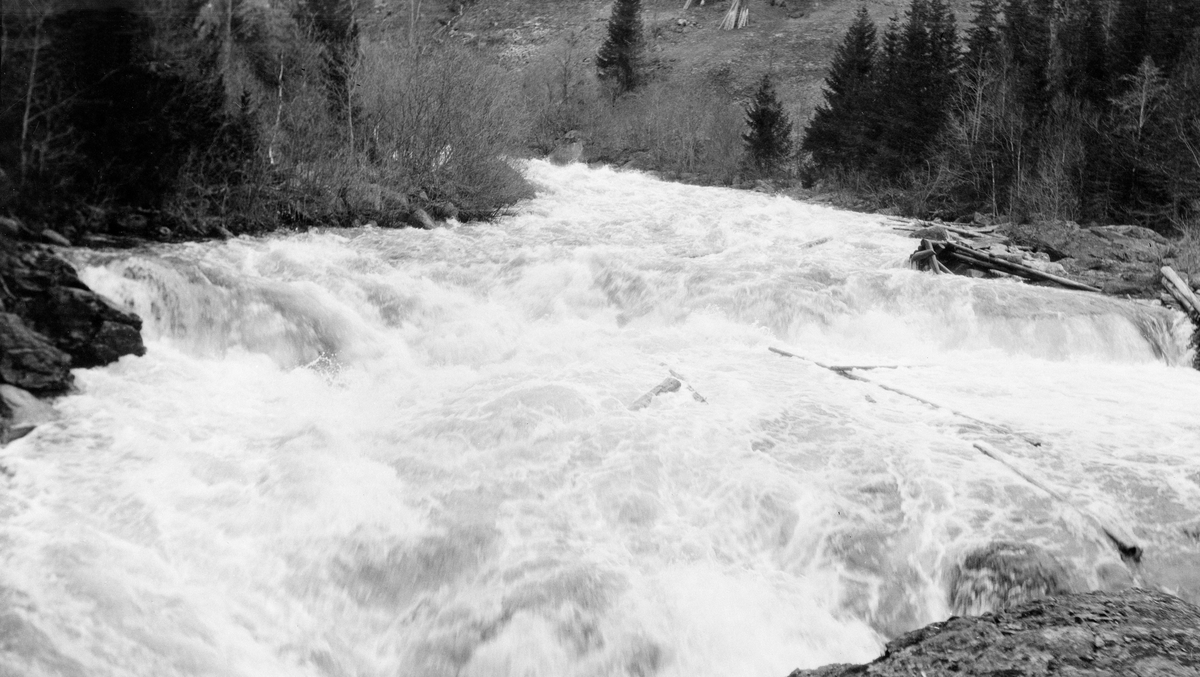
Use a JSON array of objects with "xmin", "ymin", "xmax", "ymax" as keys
[
  {"xmin": 0, "ymin": 227, "xmax": 145, "ymax": 443},
  {"xmin": 789, "ymin": 588, "xmax": 1200, "ymax": 677}
]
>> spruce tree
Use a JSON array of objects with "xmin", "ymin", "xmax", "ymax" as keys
[
  {"xmin": 875, "ymin": 0, "xmax": 959, "ymax": 177},
  {"xmin": 965, "ymin": 0, "xmax": 1002, "ymax": 70},
  {"xmin": 1002, "ymin": 0, "xmax": 1052, "ymax": 117},
  {"xmin": 596, "ymin": 0, "xmax": 644, "ymax": 95},
  {"xmin": 743, "ymin": 73, "xmax": 794, "ymax": 175},
  {"xmin": 802, "ymin": 5, "xmax": 878, "ymax": 172}
]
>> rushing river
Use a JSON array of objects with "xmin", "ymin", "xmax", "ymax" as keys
[{"xmin": 3, "ymin": 161, "xmax": 1200, "ymax": 676}]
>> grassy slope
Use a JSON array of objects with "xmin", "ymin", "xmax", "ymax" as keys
[{"xmin": 405, "ymin": 0, "xmax": 979, "ymax": 127}]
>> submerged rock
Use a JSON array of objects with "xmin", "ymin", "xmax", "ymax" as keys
[
  {"xmin": 948, "ymin": 542, "xmax": 1074, "ymax": 616},
  {"xmin": 787, "ymin": 588, "xmax": 1200, "ymax": 677}
]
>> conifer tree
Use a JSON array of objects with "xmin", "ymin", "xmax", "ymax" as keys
[
  {"xmin": 1002, "ymin": 0, "xmax": 1052, "ymax": 117},
  {"xmin": 874, "ymin": 0, "xmax": 959, "ymax": 177},
  {"xmin": 965, "ymin": 0, "xmax": 1002, "ymax": 70},
  {"xmin": 802, "ymin": 5, "xmax": 878, "ymax": 172},
  {"xmin": 1058, "ymin": 0, "xmax": 1108, "ymax": 105},
  {"xmin": 596, "ymin": 0, "xmax": 644, "ymax": 95},
  {"xmin": 743, "ymin": 73, "xmax": 794, "ymax": 175}
]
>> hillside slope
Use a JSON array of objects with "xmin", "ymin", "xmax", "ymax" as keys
[{"xmin": 418, "ymin": 0, "xmax": 980, "ymax": 125}]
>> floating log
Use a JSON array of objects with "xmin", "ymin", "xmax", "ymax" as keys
[
  {"xmin": 973, "ymin": 442, "xmax": 1143, "ymax": 563},
  {"xmin": 629, "ymin": 377, "xmax": 682, "ymax": 411},
  {"xmin": 769, "ymin": 346, "xmax": 1042, "ymax": 447},
  {"xmin": 629, "ymin": 372, "xmax": 707, "ymax": 410},
  {"xmin": 668, "ymin": 368, "xmax": 708, "ymax": 403}
]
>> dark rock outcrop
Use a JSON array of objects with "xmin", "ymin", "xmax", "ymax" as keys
[
  {"xmin": 0, "ymin": 235, "xmax": 145, "ymax": 395},
  {"xmin": 1005, "ymin": 222, "xmax": 1175, "ymax": 296},
  {"xmin": 0, "ymin": 313, "xmax": 73, "ymax": 394},
  {"xmin": 788, "ymin": 588, "xmax": 1200, "ymax": 677}
]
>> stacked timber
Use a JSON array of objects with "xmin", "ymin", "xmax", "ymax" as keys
[
  {"xmin": 719, "ymin": 0, "xmax": 749, "ymax": 29},
  {"xmin": 909, "ymin": 238, "xmax": 1102, "ymax": 293}
]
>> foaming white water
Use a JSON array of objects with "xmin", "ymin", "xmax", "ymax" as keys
[{"xmin": 2, "ymin": 161, "xmax": 1199, "ymax": 676}]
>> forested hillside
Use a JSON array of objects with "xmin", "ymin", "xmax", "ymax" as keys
[
  {"xmin": 2, "ymin": 0, "xmax": 1197, "ymax": 240},
  {"xmin": 802, "ymin": 0, "xmax": 1200, "ymax": 231}
]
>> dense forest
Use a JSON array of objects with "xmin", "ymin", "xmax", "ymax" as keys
[
  {"xmin": 3, "ymin": 0, "xmax": 1198, "ymax": 240},
  {"xmin": 802, "ymin": 0, "xmax": 1200, "ymax": 232},
  {"xmin": 0, "ymin": 0, "xmax": 532, "ymax": 240}
]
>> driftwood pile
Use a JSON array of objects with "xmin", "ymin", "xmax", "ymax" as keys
[{"xmin": 897, "ymin": 218, "xmax": 1102, "ymax": 293}]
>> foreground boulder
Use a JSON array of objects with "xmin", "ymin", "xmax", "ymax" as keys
[
  {"xmin": 788, "ymin": 588, "xmax": 1200, "ymax": 677},
  {"xmin": 0, "ymin": 313, "xmax": 73, "ymax": 394},
  {"xmin": 0, "ymin": 235, "xmax": 145, "ymax": 392}
]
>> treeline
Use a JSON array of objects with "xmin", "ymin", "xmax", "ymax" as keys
[
  {"xmin": 0, "ymin": 0, "xmax": 531, "ymax": 240},
  {"xmin": 802, "ymin": 0, "xmax": 1200, "ymax": 231}
]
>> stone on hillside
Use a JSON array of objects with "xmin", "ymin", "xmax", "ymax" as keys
[
  {"xmin": 0, "ymin": 313, "xmax": 73, "ymax": 394},
  {"xmin": 786, "ymin": 588, "xmax": 1200, "ymax": 677}
]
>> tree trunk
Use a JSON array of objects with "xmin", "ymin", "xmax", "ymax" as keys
[{"xmin": 19, "ymin": 14, "xmax": 44, "ymax": 183}]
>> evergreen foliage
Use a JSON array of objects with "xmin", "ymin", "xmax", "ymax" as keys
[
  {"xmin": 800, "ymin": 0, "xmax": 1200, "ymax": 230},
  {"xmin": 965, "ymin": 0, "xmax": 1002, "ymax": 69},
  {"xmin": 743, "ymin": 73, "xmax": 794, "ymax": 174},
  {"xmin": 597, "ymin": 0, "xmax": 644, "ymax": 95},
  {"xmin": 802, "ymin": 6, "xmax": 877, "ymax": 172}
]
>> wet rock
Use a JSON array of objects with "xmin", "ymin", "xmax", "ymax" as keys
[
  {"xmin": 23, "ymin": 287, "xmax": 145, "ymax": 368},
  {"xmin": 0, "ymin": 313, "xmax": 73, "ymax": 394},
  {"xmin": 0, "ymin": 238, "xmax": 145, "ymax": 379},
  {"xmin": 948, "ymin": 542, "xmax": 1074, "ymax": 616},
  {"xmin": 405, "ymin": 208, "xmax": 437, "ymax": 230},
  {"xmin": 0, "ymin": 383, "xmax": 57, "ymax": 444},
  {"xmin": 787, "ymin": 588, "xmax": 1200, "ymax": 677}
]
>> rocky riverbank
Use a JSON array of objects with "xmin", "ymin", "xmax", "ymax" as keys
[
  {"xmin": 788, "ymin": 588, "xmax": 1200, "ymax": 676},
  {"xmin": 0, "ymin": 219, "xmax": 145, "ymax": 443}
]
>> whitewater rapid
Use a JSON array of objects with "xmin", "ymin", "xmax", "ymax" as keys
[{"xmin": 2, "ymin": 161, "xmax": 1199, "ymax": 677}]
